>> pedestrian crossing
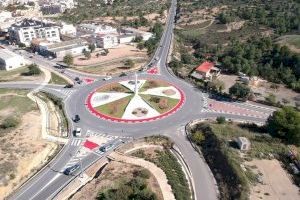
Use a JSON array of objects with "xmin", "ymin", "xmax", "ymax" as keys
[{"xmin": 70, "ymin": 138, "xmax": 84, "ymax": 146}]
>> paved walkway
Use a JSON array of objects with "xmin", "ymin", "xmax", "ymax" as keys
[{"xmin": 108, "ymin": 151, "xmax": 176, "ymax": 200}]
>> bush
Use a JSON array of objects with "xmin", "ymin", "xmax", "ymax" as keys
[
  {"xmin": 216, "ymin": 116, "xmax": 226, "ymax": 124},
  {"xmin": 22, "ymin": 64, "xmax": 41, "ymax": 76},
  {"xmin": 150, "ymin": 96, "xmax": 160, "ymax": 103},
  {"xmin": 0, "ymin": 117, "xmax": 19, "ymax": 129}
]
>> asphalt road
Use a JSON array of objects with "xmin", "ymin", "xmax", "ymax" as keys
[{"xmin": 1, "ymin": 0, "xmax": 274, "ymax": 199}]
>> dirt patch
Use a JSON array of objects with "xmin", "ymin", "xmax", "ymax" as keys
[
  {"xmin": 70, "ymin": 161, "xmax": 163, "ymax": 200},
  {"xmin": 163, "ymin": 89, "xmax": 176, "ymax": 96},
  {"xmin": 0, "ymin": 111, "xmax": 58, "ymax": 198},
  {"xmin": 247, "ymin": 159, "xmax": 300, "ymax": 200},
  {"xmin": 218, "ymin": 21, "xmax": 245, "ymax": 33}
]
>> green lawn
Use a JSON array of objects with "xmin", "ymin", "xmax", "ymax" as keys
[
  {"xmin": 139, "ymin": 80, "xmax": 170, "ymax": 92},
  {"xmin": 96, "ymin": 83, "xmax": 132, "ymax": 93},
  {"xmin": 140, "ymin": 94, "xmax": 179, "ymax": 114},
  {"xmin": 49, "ymin": 72, "xmax": 69, "ymax": 85},
  {"xmin": 0, "ymin": 66, "xmax": 30, "ymax": 82},
  {"xmin": 94, "ymin": 95, "xmax": 133, "ymax": 118}
]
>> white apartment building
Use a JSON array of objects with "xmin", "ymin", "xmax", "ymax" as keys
[
  {"xmin": 0, "ymin": 48, "xmax": 28, "ymax": 71},
  {"xmin": 78, "ymin": 24, "xmax": 117, "ymax": 35},
  {"xmin": 8, "ymin": 19, "xmax": 61, "ymax": 46},
  {"xmin": 96, "ymin": 34, "xmax": 118, "ymax": 48}
]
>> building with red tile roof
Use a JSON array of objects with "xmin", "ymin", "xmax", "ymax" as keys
[{"xmin": 191, "ymin": 61, "xmax": 220, "ymax": 81}]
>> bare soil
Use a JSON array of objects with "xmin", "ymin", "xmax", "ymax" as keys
[
  {"xmin": 247, "ymin": 159, "xmax": 300, "ymax": 200},
  {"xmin": 70, "ymin": 161, "xmax": 163, "ymax": 200},
  {"xmin": 0, "ymin": 111, "xmax": 58, "ymax": 198}
]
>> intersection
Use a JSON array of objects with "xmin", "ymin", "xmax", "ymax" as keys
[{"xmin": 0, "ymin": 0, "xmax": 276, "ymax": 199}]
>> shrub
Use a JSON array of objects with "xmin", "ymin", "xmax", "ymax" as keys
[
  {"xmin": 22, "ymin": 64, "xmax": 41, "ymax": 76},
  {"xmin": 150, "ymin": 96, "xmax": 160, "ymax": 103},
  {"xmin": 0, "ymin": 117, "xmax": 19, "ymax": 129},
  {"xmin": 216, "ymin": 116, "xmax": 226, "ymax": 124},
  {"xmin": 159, "ymin": 99, "xmax": 168, "ymax": 109}
]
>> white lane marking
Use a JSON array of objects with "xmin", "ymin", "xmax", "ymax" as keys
[{"xmin": 29, "ymin": 173, "xmax": 61, "ymax": 200}]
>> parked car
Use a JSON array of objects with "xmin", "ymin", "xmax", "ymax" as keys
[
  {"xmin": 63, "ymin": 164, "xmax": 80, "ymax": 175},
  {"xmin": 74, "ymin": 128, "xmax": 82, "ymax": 137},
  {"xmin": 74, "ymin": 77, "xmax": 80, "ymax": 81},
  {"xmin": 64, "ymin": 84, "xmax": 74, "ymax": 88},
  {"xmin": 73, "ymin": 115, "xmax": 80, "ymax": 123},
  {"xmin": 103, "ymin": 76, "xmax": 112, "ymax": 81}
]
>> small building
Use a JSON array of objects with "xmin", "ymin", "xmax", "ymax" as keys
[
  {"xmin": 122, "ymin": 27, "xmax": 153, "ymax": 41},
  {"xmin": 118, "ymin": 34, "xmax": 135, "ymax": 44},
  {"xmin": 77, "ymin": 23, "xmax": 117, "ymax": 35},
  {"xmin": 236, "ymin": 137, "xmax": 251, "ymax": 151},
  {"xmin": 39, "ymin": 38, "xmax": 88, "ymax": 58},
  {"xmin": 0, "ymin": 48, "xmax": 28, "ymax": 71},
  {"xmin": 59, "ymin": 22, "xmax": 77, "ymax": 37},
  {"xmin": 190, "ymin": 61, "xmax": 220, "ymax": 81},
  {"xmin": 95, "ymin": 34, "xmax": 118, "ymax": 48}
]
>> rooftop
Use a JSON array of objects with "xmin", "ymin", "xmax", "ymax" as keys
[
  {"xmin": 0, "ymin": 48, "xmax": 22, "ymax": 59},
  {"xmin": 11, "ymin": 19, "xmax": 58, "ymax": 29},
  {"xmin": 195, "ymin": 61, "xmax": 215, "ymax": 73}
]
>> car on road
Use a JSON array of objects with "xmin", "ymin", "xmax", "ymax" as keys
[
  {"xmin": 73, "ymin": 115, "xmax": 80, "ymax": 122},
  {"xmin": 64, "ymin": 84, "xmax": 74, "ymax": 88},
  {"xmin": 99, "ymin": 143, "xmax": 114, "ymax": 152},
  {"xmin": 74, "ymin": 77, "xmax": 82, "ymax": 84},
  {"xmin": 63, "ymin": 164, "xmax": 80, "ymax": 175},
  {"xmin": 119, "ymin": 72, "xmax": 127, "ymax": 77},
  {"xmin": 74, "ymin": 128, "xmax": 82, "ymax": 137},
  {"xmin": 29, "ymin": 55, "xmax": 33, "ymax": 58},
  {"xmin": 103, "ymin": 76, "xmax": 112, "ymax": 81}
]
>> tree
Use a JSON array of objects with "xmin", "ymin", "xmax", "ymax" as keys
[
  {"xmin": 229, "ymin": 83, "xmax": 251, "ymax": 100},
  {"xmin": 137, "ymin": 42, "xmax": 144, "ymax": 51},
  {"xmin": 63, "ymin": 54, "xmax": 74, "ymax": 67},
  {"xmin": 84, "ymin": 50, "xmax": 91, "ymax": 60},
  {"xmin": 124, "ymin": 59, "xmax": 135, "ymax": 68},
  {"xmin": 18, "ymin": 43, "xmax": 26, "ymax": 48},
  {"xmin": 267, "ymin": 106, "xmax": 300, "ymax": 146},
  {"xmin": 88, "ymin": 43, "xmax": 96, "ymax": 52},
  {"xmin": 21, "ymin": 64, "xmax": 41, "ymax": 76},
  {"xmin": 134, "ymin": 36, "xmax": 143, "ymax": 43},
  {"xmin": 265, "ymin": 93, "xmax": 276, "ymax": 105}
]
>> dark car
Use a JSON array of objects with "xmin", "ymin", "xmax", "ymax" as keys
[
  {"xmin": 64, "ymin": 84, "xmax": 74, "ymax": 88},
  {"xmin": 74, "ymin": 115, "xmax": 80, "ymax": 123},
  {"xmin": 119, "ymin": 72, "xmax": 127, "ymax": 77},
  {"xmin": 63, "ymin": 164, "xmax": 80, "ymax": 175},
  {"xmin": 74, "ymin": 77, "xmax": 80, "ymax": 81}
]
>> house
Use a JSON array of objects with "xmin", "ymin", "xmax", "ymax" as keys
[
  {"xmin": 122, "ymin": 27, "xmax": 153, "ymax": 41},
  {"xmin": 95, "ymin": 34, "xmax": 118, "ymax": 48},
  {"xmin": 77, "ymin": 23, "xmax": 117, "ymax": 35},
  {"xmin": 236, "ymin": 137, "xmax": 251, "ymax": 151},
  {"xmin": 190, "ymin": 61, "xmax": 220, "ymax": 81},
  {"xmin": 118, "ymin": 34, "xmax": 135, "ymax": 44},
  {"xmin": 0, "ymin": 48, "xmax": 28, "ymax": 71},
  {"xmin": 39, "ymin": 38, "xmax": 88, "ymax": 58},
  {"xmin": 8, "ymin": 19, "xmax": 61, "ymax": 46}
]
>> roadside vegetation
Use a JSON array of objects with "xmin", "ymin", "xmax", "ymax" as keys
[
  {"xmin": 0, "ymin": 64, "xmax": 43, "ymax": 82},
  {"xmin": 188, "ymin": 106, "xmax": 300, "ymax": 199},
  {"xmin": 132, "ymin": 136, "xmax": 191, "ymax": 200},
  {"xmin": 49, "ymin": 72, "xmax": 69, "ymax": 85}
]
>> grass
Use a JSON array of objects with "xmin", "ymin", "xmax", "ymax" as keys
[
  {"xmin": 0, "ymin": 66, "xmax": 30, "ymax": 82},
  {"xmin": 139, "ymin": 80, "xmax": 170, "ymax": 92},
  {"xmin": 278, "ymin": 35, "xmax": 300, "ymax": 49},
  {"xmin": 49, "ymin": 72, "xmax": 69, "ymax": 85},
  {"xmin": 0, "ymin": 90, "xmax": 36, "ymax": 115},
  {"xmin": 96, "ymin": 83, "xmax": 132, "ymax": 93},
  {"xmin": 190, "ymin": 122, "xmax": 296, "ymax": 200},
  {"xmin": 140, "ymin": 94, "xmax": 179, "ymax": 114},
  {"xmin": 94, "ymin": 95, "xmax": 133, "ymax": 118},
  {"xmin": 132, "ymin": 145, "xmax": 191, "ymax": 200}
]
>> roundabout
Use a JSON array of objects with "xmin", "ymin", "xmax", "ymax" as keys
[{"xmin": 86, "ymin": 75, "xmax": 185, "ymax": 123}]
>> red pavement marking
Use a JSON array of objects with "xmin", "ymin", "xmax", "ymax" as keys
[
  {"xmin": 83, "ymin": 140, "xmax": 99, "ymax": 150},
  {"xmin": 147, "ymin": 67, "xmax": 159, "ymax": 75},
  {"xmin": 207, "ymin": 100, "xmax": 266, "ymax": 116},
  {"xmin": 83, "ymin": 78, "xmax": 95, "ymax": 84}
]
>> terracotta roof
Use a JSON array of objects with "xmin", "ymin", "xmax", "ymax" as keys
[{"xmin": 195, "ymin": 61, "xmax": 215, "ymax": 73}]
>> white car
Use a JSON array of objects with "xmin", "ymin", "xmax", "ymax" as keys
[
  {"xmin": 103, "ymin": 76, "xmax": 112, "ymax": 81},
  {"xmin": 75, "ymin": 128, "xmax": 82, "ymax": 137}
]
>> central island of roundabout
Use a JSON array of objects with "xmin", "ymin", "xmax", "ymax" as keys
[{"xmin": 86, "ymin": 75, "xmax": 185, "ymax": 123}]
